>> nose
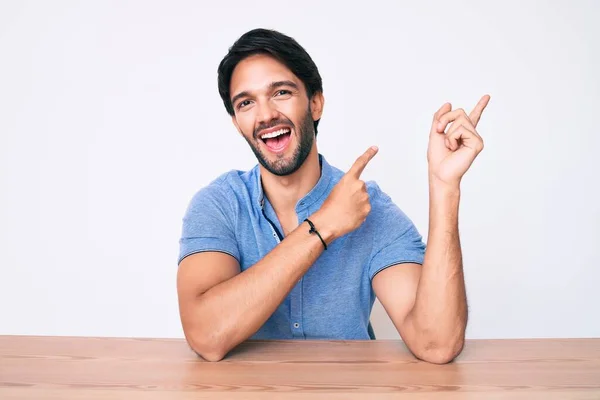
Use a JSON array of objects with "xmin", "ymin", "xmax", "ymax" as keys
[{"xmin": 256, "ymin": 98, "xmax": 280, "ymax": 127}]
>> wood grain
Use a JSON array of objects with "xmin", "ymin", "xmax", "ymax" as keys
[{"xmin": 1, "ymin": 336, "xmax": 599, "ymax": 399}]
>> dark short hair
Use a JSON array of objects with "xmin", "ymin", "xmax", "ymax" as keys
[{"xmin": 217, "ymin": 28, "xmax": 323, "ymax": 134}]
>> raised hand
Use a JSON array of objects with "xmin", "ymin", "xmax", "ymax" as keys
[
  {"xmin": 315, "ymin": 146, "xmax": 379, "ymax": 239},
  {"xmin": 427, "ymin": 95, "xmax": 490, "ymax": 188}
]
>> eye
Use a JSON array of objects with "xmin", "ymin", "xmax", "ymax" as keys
[
  {"xmin": 237, "ymin": 100, "xmax": 251, "ymax": 110},
  {"xmin": 275, "ymin": 89, "xmax": 291, "ymax": 96}
]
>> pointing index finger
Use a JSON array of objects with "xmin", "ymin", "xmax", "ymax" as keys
[
  {"xmin": 348, "ymin": 146, "xmax": 379, "ymax": 178},
  {"xmin": 469, "ymin": 94, "xmax": 491, "ymax": 127}
]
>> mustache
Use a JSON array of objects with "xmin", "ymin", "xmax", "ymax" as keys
[{"xmin": 254, "ymin": 119, "xmax": 295, "ymax": 139}]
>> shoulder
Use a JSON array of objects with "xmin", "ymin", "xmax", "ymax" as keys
[
  {"xmin": 366, "ymin": 180, "xmax": 384, "ymax": 200},
  {"xmin": 364, "ymin": 180, "xmax": 414, "ymax": 227},
  {"xmin": 188, "ymin": 171, "xmax": 233, "ymax": 206},
  {"xmin": 185, "ymin": 167, "xmax": 254, "ymax": 215}
]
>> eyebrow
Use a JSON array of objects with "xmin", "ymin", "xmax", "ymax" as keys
[{"xmin": 231, "ymin": 80, "xmax": 299, "ymax": 107}]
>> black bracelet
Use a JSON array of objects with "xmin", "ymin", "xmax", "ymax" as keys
[{"xmin": 304, "ymin": 218, "xmax": 327, "ymax": 250}]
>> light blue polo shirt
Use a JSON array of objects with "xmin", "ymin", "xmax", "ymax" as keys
[{"xmin": 178, "ymin": 153, "xmax": 426, "ymax": 340}]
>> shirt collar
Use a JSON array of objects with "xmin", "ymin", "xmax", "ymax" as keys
[{"xmin": 255, "ymin": 153, "xmax": 333, "ymax": 211}]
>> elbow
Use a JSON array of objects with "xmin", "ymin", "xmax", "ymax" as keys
[
  {"xmin": 195, "ymin": 346, "xmax": 227, "ymax": 363},
  {"xmin": 199, "ymin": 350, "xmax": 227, "ymax": 363},
  {"xmin": 186, "ymin": 330, "xmax": 229, "ymax": 362},
  {"xmin": 417, "ymin": 338, "xmax": 465, "ymax": 365}
]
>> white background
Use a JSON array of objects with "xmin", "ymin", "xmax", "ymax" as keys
[{"xmin": 1, "ymin": 1, "xmax": 598, "ymax": 340}]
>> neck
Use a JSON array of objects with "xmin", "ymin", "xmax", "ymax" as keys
[{"xmin": 260, "ymin": 145, "xmax": 321, "ymax": 215}]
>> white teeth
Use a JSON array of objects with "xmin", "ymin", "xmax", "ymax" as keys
[{"xmin": 261, "ymin": 128, "xmax": 290, "ymax": 139}]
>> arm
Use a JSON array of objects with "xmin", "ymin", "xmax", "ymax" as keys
[
  {"xmin": 177, "ymin": 147, "xmax": 379, "ymax": 361},
  {"xmin": 373, "ymin": 186, "xmax": 466, "ymax": 364},
  {"xmin": 373, "ymin": 95, "xmax": 490, "ymax": 364},
  {"xmin": 177, "ymin": 215, "xmax": 333, "ymax": 362}
]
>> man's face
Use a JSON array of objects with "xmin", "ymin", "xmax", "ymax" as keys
[{"xmin": 229, "ymin": 54, "xmax": 321, "ymax": 176}]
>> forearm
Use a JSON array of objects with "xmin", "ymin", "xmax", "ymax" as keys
[
  {"xmin": 407, "ymin": 182, "xmax": 467, "ymax": 361},
  {"xmin": 191, "ymin": 213, "xmax": 335, "ymax": 360}
]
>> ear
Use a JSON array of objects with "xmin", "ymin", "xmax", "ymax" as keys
[{"xmin": 310, "ymin": 91, "xmax": 324, "ymax": 122}]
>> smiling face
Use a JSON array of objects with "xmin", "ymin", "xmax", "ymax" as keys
[{"xmin": 229, "ymin": 54, "xmax": 324, "ymax": 176}]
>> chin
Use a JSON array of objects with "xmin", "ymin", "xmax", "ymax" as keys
[{"xmin": 265, "ymin": 157, "xmax": 301, "ymax": 176}]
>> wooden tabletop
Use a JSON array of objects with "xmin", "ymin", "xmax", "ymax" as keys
[{"xmin": 1, "ymin": 336, "xmax": 599, "ymax": 399}]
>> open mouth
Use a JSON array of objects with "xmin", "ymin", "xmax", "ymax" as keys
[{"xmin": 260, "ymin": 127, "xmax": 292, "ymax": 153}]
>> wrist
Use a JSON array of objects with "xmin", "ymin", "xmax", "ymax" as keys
[
  {"xmin": 428, "ymin": 173, "xmax": 461, "ymax": 199},
  {"xmin": 307, "ymin": 211, "xmax": 339, "ymax": 244},
  {"xmin": 429, "ymin": 182, "xmax": 461, "ymax": 201},
  {"xmin": 428, "ymin": 180, "xmax": 461, "ymax": 222}
]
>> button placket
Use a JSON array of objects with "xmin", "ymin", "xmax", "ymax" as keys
[
  {"xmin": 289, "ymin": 209, "xmax": 307, "ymax": 338},
  {"xmin": 290, "ymin": 204, "xmax": 303, "ymax": 338},
  {"xmin": 290, "ymin": 283, "xmax": 303, "ymax": 338}
]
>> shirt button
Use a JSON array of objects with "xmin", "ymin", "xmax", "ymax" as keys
[{"xmin": 293, "ymin": 323, "xmax": 300, "ymax": 328}]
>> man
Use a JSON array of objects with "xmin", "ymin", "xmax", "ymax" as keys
[{"xmin": 177, "ymin": 28, "xmax": 490, "ymax": 363}]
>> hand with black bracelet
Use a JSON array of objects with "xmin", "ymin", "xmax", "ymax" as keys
[{"xmin": 307, "ymin": 146, "xmax": 379, "ymax": 246}]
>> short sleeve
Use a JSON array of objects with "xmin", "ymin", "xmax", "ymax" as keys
[
  {"xmin": 178, "ymin": 182, "xmax": 240, "ymax": 265},
  {"xmin": 367, "ymin": 182, "xmax": 426, "ymax": 280}
]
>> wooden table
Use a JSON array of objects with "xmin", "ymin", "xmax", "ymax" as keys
[{"xmin": 1, "ymin": 336, "xmax": 599, "ymax": 399}]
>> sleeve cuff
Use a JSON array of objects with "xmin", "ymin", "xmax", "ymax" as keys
[
  {"xmin": 369, "ymin": 250, "xmax": 424, "ymax": 281},
  {"xmin": 178, "ymin": 237, "xmax": 240, "ymax": 265}
]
